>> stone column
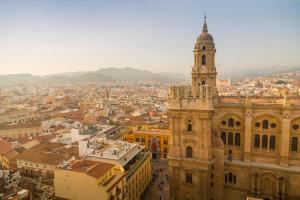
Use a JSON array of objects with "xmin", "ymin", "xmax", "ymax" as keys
[
  {"xmin": 280, "ymin": 109, "xmax": 291, "ymax": 167},
  {"xmin": 244, "ymin": 108, "xmax": 253, "ymax": 162}
]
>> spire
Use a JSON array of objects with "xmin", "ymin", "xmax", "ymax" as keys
[{"xmin": 202, "ymin": 14, "xmax": 208, "ymax": 33}]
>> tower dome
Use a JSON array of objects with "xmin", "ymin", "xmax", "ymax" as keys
[{"xmin": 194, "ymin": 16, "xmax": 215, "ymax": 51}]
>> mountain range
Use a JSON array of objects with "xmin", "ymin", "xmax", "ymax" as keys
[
  {"xmin": 0, "ymin": 67, "xmax": 189, "ymax": 85},
  {"xmin": 219, "ymin": 65, "xmax": 300, "ymax": 79},
  {"xmin": 1, "ymin": 65, "xmax": 300, "ymax": 85}
]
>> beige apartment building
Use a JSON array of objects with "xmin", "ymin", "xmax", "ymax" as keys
[
  {"xmin": 54, "ymin": 159, "xmax": 126, "ymax": 200},
  {"xmin": 168, "ymin": 18, "xmax": 300, "ymax": 200},
  {"xmin": 16, "ymin": 142, "xmax": 78, "ymax": 181},
  {"xmin": 86, "ymin": 140, "xmax": 152, "ymax": 200}
]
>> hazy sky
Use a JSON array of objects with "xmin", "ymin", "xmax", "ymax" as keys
[{"xmin": 0, "ymin": 0, "xmax": 300, "ymax": 76}]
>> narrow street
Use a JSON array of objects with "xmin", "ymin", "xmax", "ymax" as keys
[{"xmin": 143, "ymin": 159, "xmax": 169, "ymax": 200}]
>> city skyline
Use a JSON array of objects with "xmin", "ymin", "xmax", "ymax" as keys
[{"xmin": 0, "ymin": 0, "xmax": 300, "ymax": 76}]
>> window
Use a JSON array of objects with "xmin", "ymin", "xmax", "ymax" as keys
[
  {"xmin": 235, "ymin": 121, "xmax": 241, "ymax": 126},
  {"xmin": 221, "ymin": 121, "xmax": 226, "ymax": 126},
  {"xmin": 187, "ymin": 121, "xmax": 192, "ymax": 132},
  {"xmin": 225, "ymin": 174, "xmax": 227, "ymax": 183},
  {"xmin": 202, "ymin": 81, "xmax": 206, "ymax": 85},
  {"xmin": 228, "ymin": 118, "xmax": 234, "ymax": 127},
  {"xmin": 221, "ymin": 132, "xmax": 226, "ymax": 145},
  {"xmin": 255, "ymin": 122, "xmax": 261, "ymax": 128},
  {"xmin": 233, "ymin": 175, "xmax": 236, "ymax": 184},
  {"xmin": 262, "ymin": 135, "xmax": 268, "ymax": 149},
  {"xmin": 262, "ymin": 120, "xmax": 269, "ymax": 129},
  {"xmin": 293, "ymin": 124, "xmax": 299, "ymax": 130},
  {"xmin": 202, "ymin": 55, "xmax": 206, "ymax": 65},
  {"xmin": 135, "ymin": 138, "xmax": 140, "ymax": 142},
  {"xmin": 228, "ymin": 132, "xmax": 233, "ymax": 145},
  {"xmin": 186, "ymin": 173, "xmax": 192, "ymax": 184},
  {"xmin": 254, "ymin": 134, "xmax": 260, "ymax": 148},
  {"xmin": 235, "ymin": 133, "xmax": 240, "ymax": 147},
  {"xmin": 228, "ymin": 173, "xmax": 233, "ymax": 183},
  {"xmin": 271, "ymin": 123, "xmax": 277, "ymax": 128},
  {"xmin": 202, "ymin": 46, "xmax": 206, "ymax": 50},
  {"xmin": 291, "ymin": 137, "xmax": 298, "ymax": 152},
  {"xmin": 186, "ymin": 146, "xmax": 193, "ymax": 158},
  {"xmin": 269, "ymin": 135, "xmax": 276, "ymax": 150}
]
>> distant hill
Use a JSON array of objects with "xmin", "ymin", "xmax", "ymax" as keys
[
  {"xmin": 219, "ymin": 65, "xmax": 300, "ymax": 79},
  {"xmin": 0, "ymin": 67, "xmax": 189, "ymax": 85}
]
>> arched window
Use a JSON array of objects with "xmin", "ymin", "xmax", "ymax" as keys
[
  {"xmin": 233, "ymin": 175, "xmax": 236, "ymax": 184},
  {"xmin": 186, "ymin": 146, "xmax": 193, "ymax": 158},
  {"xmin": 221, "ymin": 132, "xmax": 226, "ymax": 145},
  {"xmin": 228, "ymin": 173, "xmax": 233, "ymax": 183},
  {"xmin": 262, "ymin": 135, "xmax": 268, "ymax": 149},
  {"xmin": 202, "ymin": 46, "xmax": 206, "ymax": 50},
  {"xmin": 187, "ymin": 120, "xmax": 192, "ymax": 132},
  {"xmin": 228, "ymin": 132, "xmax": 233, "ymax": 145},
  {"xmin": 228, "ymin": 118, "xmax": 234, "ymax": 127},
  {"xmin": 202, "ymin": 55, "xmax": 206, "ymax": 65},
  {"xmin": 225, "ymin": 174, "xmax": 228, "ymax": 183},
  {"xmin": 187, "ymin": 124, "xmax": 192, "ymax": 132},
  {"xmin": 202, "ymin": 80, "xmax": 206, "ymax": 85},
  {"xmin": 235, "ymin": 133, "xmax": 240, "ymax": 147},
  {"xmin": 262, "ymin": 120, "xmax": 269, "ymax": 129},
  {"xmin": 269, "ymin": 135, "xmax": 276, "ymax": 150},
  {"xmin": 254, "ymin": 134, "xmax": 260, "ymax": 148},
  {"xmin": 291, "ymin": 137, "xmax": 298, "ymax": 152}
]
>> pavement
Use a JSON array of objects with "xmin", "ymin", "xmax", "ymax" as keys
[{"xmin": 143, "ymin": 159, "xmax": 169, "ymax": 200}]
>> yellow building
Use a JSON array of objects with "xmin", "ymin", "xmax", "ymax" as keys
[
  {"xmin": 0, "ymin": 138, "xmax": 18, "ymax": 169},
  {"xmin": 125, "ymin": 129, "xmax": 170, "ymax": 160},
  {"xmin": 1, "ymin": 149, "xmax": 19, "ymax": 170},
  {"xmin": 54, "ymin": 159, "xmax": 126, "ymax": 200},
  {"xmin": 127, "ymin": 123, "xmax": 167, "ymax": 132},
  {"xmin": 126, "ymin": 151, "xmax": 152, "ymax": 200}
]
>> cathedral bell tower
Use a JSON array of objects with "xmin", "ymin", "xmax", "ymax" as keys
[
  {"xmin": 192, "ymin": 16, "xmax": 217, "ymax": 88},
  {"xmin": 168, "ymin": 16, "xmax": 218, "ymax": 200}
]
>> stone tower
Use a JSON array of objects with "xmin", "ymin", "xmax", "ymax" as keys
[{"xmin": 168, "ymin": 16, "xmax": 218, "ymax": 200}]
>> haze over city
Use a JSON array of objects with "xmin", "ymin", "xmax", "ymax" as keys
[
  {"xmin": 3, "ymin": 0, "xmax": 300, "ymax": 200},
  {"xmin": 0, "ymin": 0, "xmax": 300, "ymax": 76}
]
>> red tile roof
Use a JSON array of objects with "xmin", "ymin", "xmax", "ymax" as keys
[
  {"xmin": 17, "ymin": 150, "xmax": 68, "ymax": 165},
  {"xmin": 70, "ymin": 160, "xmax": 114, "ymax": 179},
  {"xmin": 0, "ymin": 138, "xmax": 13, "ymax": 154}
]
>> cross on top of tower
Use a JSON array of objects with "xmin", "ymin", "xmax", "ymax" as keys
[{"xmin": 202, "ymin": 14, "xmax": 208, "ymax": 33}]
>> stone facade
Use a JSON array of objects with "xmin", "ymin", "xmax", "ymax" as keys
[{"xmin": 168, "ymin": 18, "xmax": 300, "ymax": 200}]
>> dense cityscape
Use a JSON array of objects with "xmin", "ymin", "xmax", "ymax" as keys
[
  {"xmin": 1, "ymin": 68, "xmax": 300, "ymax": 199},
  {"xmin": 1, "ymin": 0, "xmax": 300, "ymax": 200}
]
